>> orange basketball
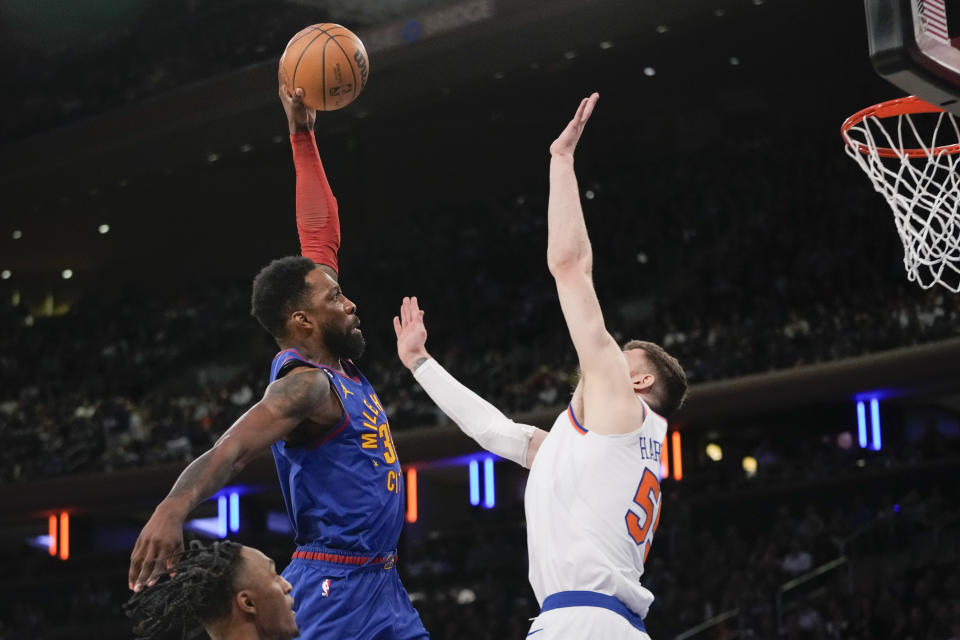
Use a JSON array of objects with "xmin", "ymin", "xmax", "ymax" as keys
[{"xmin": 279, "ymin": 24, "xmax": 370, "ymax": 111}]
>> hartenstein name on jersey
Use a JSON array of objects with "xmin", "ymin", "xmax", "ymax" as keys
[{"xmin": 637, "ymin": 436, "xmax": 662, "ymax": 464}]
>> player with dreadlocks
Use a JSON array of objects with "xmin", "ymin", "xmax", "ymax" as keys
[
  {"xmin": 125, "ymin": 540, "xmax": 298, "ymax": 640},
  {"xmin": 127, "ymin": 73, "xmax": 429, "ymax": 639}
]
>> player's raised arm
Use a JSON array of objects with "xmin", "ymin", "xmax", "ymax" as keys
[
  {"xmin": 279, "ymin": 73, "xmax": 341, "ymax": 278},
  {"xmin": 127, "ymin": 368, "xmax": 333, "ymax": 592},
  {"xmin": 546, "ymin": 94, "xmax": 642, "ymax": 434},
  {"xmin": 394, "ymin": 296, "xmax": 547, "ymax": 467}
]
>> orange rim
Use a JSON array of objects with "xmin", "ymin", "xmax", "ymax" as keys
[{"xmin": 841, "ymin": 96, "xmax": 960, "ymax": 158}]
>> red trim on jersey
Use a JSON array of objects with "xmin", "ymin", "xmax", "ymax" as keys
[
  {"xmin": 567, "ymin": 404, "xmax": 588, "ymax": 435},
  {"xmin": 292, "ymin": 549, "xmax": 394, "ymax": 565},
  {"xmin": 317, "ymin": 363, "xmax": 362, "ymax": 384},
  {"xmin": 277, "ymin": 349, "xmax": 362, "ymax": 384},
  {"xmin": 305, "ymin": 413, "xmax": 351, "ymax": 450}
]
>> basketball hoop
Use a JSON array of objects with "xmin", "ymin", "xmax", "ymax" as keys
[{"xmin": 842, "ymin": 95, "xmax": 960, "ymax": 292}]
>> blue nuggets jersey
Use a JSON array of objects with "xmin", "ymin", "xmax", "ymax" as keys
[{"xmin": 269, "ymin": 348, "xmax": 405, "ymax": 553}]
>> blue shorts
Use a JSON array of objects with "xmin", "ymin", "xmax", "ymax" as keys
[{"xmin": 282, "ymin": 545, "xmax": 429, "ymax": 640}]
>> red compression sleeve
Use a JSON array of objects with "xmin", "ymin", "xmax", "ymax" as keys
[{"xmin": 291, "ymin": 132, "xmax": 340, "ymax": 273}]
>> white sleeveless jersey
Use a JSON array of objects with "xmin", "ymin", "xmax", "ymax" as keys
[{"xmin": 525, "ymin": 401, "xmax": 668, "ymax": 619}]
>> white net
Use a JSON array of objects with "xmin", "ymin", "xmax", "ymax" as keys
[{"xmin": 843, "ymin": 105, "xmax": 960, "ymax": 292}]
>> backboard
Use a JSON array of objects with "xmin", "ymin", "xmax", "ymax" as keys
[{"xmin": 866, "ymin": 0, "xmax": 960, "ymax": 112}]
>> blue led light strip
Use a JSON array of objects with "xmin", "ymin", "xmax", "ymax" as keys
[
  {"xmin": 217, "ymin": 495, "xmax": 228, "ymax": 538},
  {"xmin": 229, "ymin": 492, "xmax": 240, "ymax": 533},
  {"xmin": 870, "ymin": 399, "xmax": 882, "ymax": 451},
  {"xmin": 856, "ymin": 401, "xmax": 867, "ymax": 449},
  {"xmin": 483, "ymin": 457, "xmax": 495, "ymax": 509},
  {"xmin": 469, "ymin": 460, "xmax": 480, "ymax": 506}
]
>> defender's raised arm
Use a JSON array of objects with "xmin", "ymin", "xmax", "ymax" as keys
[
  {"xmin": 546, "ymin": 94, "xmax": 645, "ymax": 435},
  {"xmin": 394, "ymin": 296, "xmax": 547, "ymax": 468}
]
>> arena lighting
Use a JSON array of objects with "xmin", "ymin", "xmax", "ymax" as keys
[
  {"xmin": 671, "ymin": 431, "xmax": 683, "ymax": 481},
  {"xmin": 98, "ymin": 224, "xmax": 110, "ymax": 234},
  {"xmin": 656, "ymin": 25, "xmax": 669, "ymax": 34},
  {"xmin": 870, "ymin": 399, "xmax": 882, "ymax": 451},
  {"xmin": 239, "ymin": 144, "xmax": 253, "ymax": 153},
  {"xmin": 27, "ymin": 535, "xmax": 53, "ymax": 553},
  {"xmin": 585, "ymin": 190, "xmax": 595, "ymax": 199},
  {"xmin": 483, "ymin": 457, "xmax": 496, "ymax": 509},
  {"xmin": 660, "ymin": 439, "xmax": 669, "ymax": 480},
  {"xmin": 58, "ymin": 512, "xmax": 69, "ymax": 561},
  {"xmin": 729, "ymin": 57, "xmax": 741, "ymax": 66},
  {"xmin": 742, "ymin": 456, "xmax": 758, "ymax": 477},
  {"xmin": 406, "ymin": 468, "xmax": 418, "ymax": 523},
  {"xmin": 1, "ymin": 270, "xmax": 10, "ymax": 280},
  {"xmin": 48, "ymin": 514, "xmax": 57, "ymax": 556},
  {"xmin": 563, "ymin": 51, "xmax": 577, "ymax": 60},
  {"xmin": 229, "ymin": 492, "xmax": 240, "ymax": 533},
  {"xmin": 713, "ymin": 8, "xmax": 727, "ymax": 17},
  {"xmin": 599, "ymin": 41, "xmax": 614, "ymax": 50},
  {"xmin": 643, "ymin": 67, "xmax": 656, "ymax": 77},
  {"xmin": 206, "ymin": 153, "xmax": 220, "ymax": 163},
  {"xmin": 12, "ymin": 230, "xmax": 22, "ymax": 240},
  {"xmin": 705, "ymin": 443, "xmax": 723, "ymax": 462},
  {"xmin": 266, "ymin": 511, "xmax": 293, "ymax": 535},
  {"xmin": 188, "ymin": 486, "xmax": 255, "ymax": 537},
  {"xmin": 61, "ymin": 269, "xmax": 73, "ymax": 280},
  {"xmin": 856, "ymin": 401, "xmax": 868, "ymax": 448},
  {"xmin": 218, "ymin": 495, "xmax": 228, "ymax": 538},
  {"xmin": 469, "ymin": 460, "xmax": 480, "ymax": 506},
  {"xmin": 186, "ymin": 517, "xmax": 222, "ymax": 538}
]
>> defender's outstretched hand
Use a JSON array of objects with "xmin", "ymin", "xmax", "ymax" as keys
[
  {"xmin": 394, "ymin": 296, "xmax": 430, "ymax": 371},
  {"xmin": 279, "ymin": 69, "xmax": 316, "ymax": 134},
  {"xmin": 549, "ymin": 92, "xmax": 599, "ymax": 158}
]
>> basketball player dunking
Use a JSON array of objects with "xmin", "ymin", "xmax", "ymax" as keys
[
  {"xmin": 128, "ymin": 75, "xmax": 429, "ymax": 640},
  {"xmin": 394, "ymin": 93, "xmax": 687, "ymax": 638}
]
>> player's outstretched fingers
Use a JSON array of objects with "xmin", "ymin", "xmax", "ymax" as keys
[
  {"xmin": 393, "ymin": 316, "xmax": 402, "ymax": 337},
  {"xmin": 581, "ymin": 93, "xmax": 598, "ymax": 124},
  {"xmin": 144, "ymin": 545, "xmax": 174, "ymax": 588},
  {"xmin": 129, "ymin": 548, "xmax": 143, "ymax": 590},
  {"xmin": 133, "ymin": 548, "xmax": 159, "ymax": 592}
]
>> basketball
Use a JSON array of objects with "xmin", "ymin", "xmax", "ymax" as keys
[{"xmin": 279, "ymin": 24, "xmax": 369, "ymax": 111}]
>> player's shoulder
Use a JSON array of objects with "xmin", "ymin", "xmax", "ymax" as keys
[
  {"xmin": 572, "ymin": 398, "xmax": 666, "ymax": 443},
  {"xmin": 266, "ymin": 366, "xmax": 335, "ymax": 414}
]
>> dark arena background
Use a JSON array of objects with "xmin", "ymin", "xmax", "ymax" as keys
[{"xmin": 2, "ymin": 0, "xmax": 960, "ymax": 638}]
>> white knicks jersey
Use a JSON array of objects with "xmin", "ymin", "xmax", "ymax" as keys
[{"xmin": 525, "ymin": 401, "xmax": 668, "ymax": 619}]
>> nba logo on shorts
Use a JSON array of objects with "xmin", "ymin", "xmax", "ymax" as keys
[{"xmin": 321, "ymin": 578, "xmax": 331, "ymax": 597}]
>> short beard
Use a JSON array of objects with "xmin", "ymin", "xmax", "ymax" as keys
[{"xmin": 323, "ymin": 325, "xmax": 366, "ymax": 361}]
